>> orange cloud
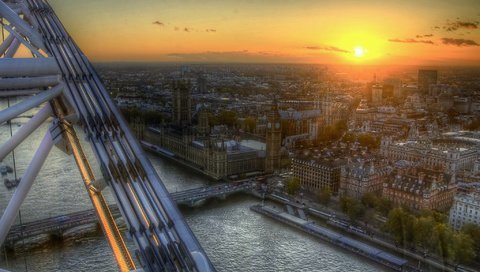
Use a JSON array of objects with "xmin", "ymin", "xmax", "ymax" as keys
[
  {"xmin": 441, "ymin": 38, "xmax": 479, "ymax": 46},
  {"xmin": 444, "ymin": 20, "xmax": 479, "ymax": 31},
  {"xmin": 388, "ymin": 38, "xmax": 434, "ymax": 44},
  {"xmin": 305, "ymin": 45, "xmax": 350, "ymax": 53}
]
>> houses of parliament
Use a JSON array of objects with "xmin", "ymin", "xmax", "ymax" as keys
[{"xmin": 143, "ymin": 81, "xmax": 281, "ymax": 180}]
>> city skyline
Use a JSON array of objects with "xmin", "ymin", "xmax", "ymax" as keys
[
  {"xmin": 2, "ymin": 1, "xmax": 480, "ymax": 271},
  {"xmin": 43, "ymin": 0, "xmax": 480, "ymax": 65}
]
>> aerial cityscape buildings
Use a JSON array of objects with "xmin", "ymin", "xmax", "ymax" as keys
[
  {"xmin": 1, "ymin": 0, "xmax": 480, "ymax": 271},
  {"xmin": 449, "ymin": 192, "xmax": 480, "ymax": 231},
  {"xmin": 110, "ymin": 61, "xmax": 480, "ymax": 271}
]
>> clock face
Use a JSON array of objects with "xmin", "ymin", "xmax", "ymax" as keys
[
  {"xmin": 267, "ymin": 122, "xmax": 272, "ymax": 129},
  {"xmin": 275, "ymin": 122, "xmax": 280, "ymax": 129}
]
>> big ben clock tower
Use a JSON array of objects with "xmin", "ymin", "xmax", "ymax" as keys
[{"xmin": 265, "ymin": 99, "xmax": 282, "ymax": 173}]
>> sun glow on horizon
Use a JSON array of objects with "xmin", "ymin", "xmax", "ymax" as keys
[
  {"xmin": 46, "ymin": 0, "xmax": 480, "ymax": 65},
  {"xmin": 354, "ymin": 47, "xmax": 365, "ymax": 58}
]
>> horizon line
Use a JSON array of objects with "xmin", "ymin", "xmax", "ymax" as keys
[{"xmin": 91, "ymin": 60, "xmax": 480, "ymax": 68}]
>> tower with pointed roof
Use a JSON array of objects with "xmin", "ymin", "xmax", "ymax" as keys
[{"xmin": 265, "ymin": 98, "xmax": 282, "ymax": 173}]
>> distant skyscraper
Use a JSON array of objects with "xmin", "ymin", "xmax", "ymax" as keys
[
  {"xmin": 371, "ymin": 84, "xmax": 383, "ymax": 106},
  {"xmin": 384, "ymin": 78, "xmax": 402, "ymax": 98},
  {"xmin": 418, "ymin": 69, "xmax": 438, "ymax": 94},
  {"xmin": 367, "ymin": 74, "xmax": 383, "ymax": 105}
]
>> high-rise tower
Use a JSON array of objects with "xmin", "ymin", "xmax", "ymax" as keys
[
  {"xmin": 418, "ymin": 69, "xmax": 438, "ymax": 94},
  {"xmin": 371, "ymin": 84, "xmax": 383, "ymax": 106}
]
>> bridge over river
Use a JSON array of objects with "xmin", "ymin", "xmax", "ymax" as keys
[{"xmin": 5, "ymin": 181, "xmax": 253, "ymax": 247}]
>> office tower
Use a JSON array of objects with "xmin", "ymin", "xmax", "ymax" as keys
[{"xmin": 418, "ymin": 69, "xmax": 438, "ymax": 94}]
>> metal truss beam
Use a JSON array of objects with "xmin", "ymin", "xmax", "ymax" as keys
[
  {"xmin": 0, "ymin": 83, "xmax": 62, "ymax": 124},
  {"xmin": 0, "ymin": 0, "xmax": 215, "ymax": 270},
  {"xmin": 2, "ymin": 23, "xmax": 45, "ymax": 57},
  {"xmin": 0, "ymin": 58, "xmax": 59, "ymax": 77},
  {"xmin": 3, "ymin": 37, "xmax": 19, "ymax": 58},
  {"xmin": 0, "ymin": 75, "xmax": 60, "ymax": 90},
  {"xmin": 0, "ymin": 0, "xmax": 45, "ymax": 51},
  {"xmin": 0, "ymin": 130, "xmax": 54, "ymax": 245},
  {"xmin": 0, "ymin": 89, "xmax": 41, "ymax": 97},
  {"xmin": 0, "ymin": 104, "xmax": 51, "ymax": 161},
  {"xmin": 0, "ymin": 34, "xmax": 14, "ymax": 56}
]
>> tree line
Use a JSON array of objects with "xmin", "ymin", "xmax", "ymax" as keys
[{"xmin": 385, "ymin": 207, "xmax": 480, "ymax": 266}]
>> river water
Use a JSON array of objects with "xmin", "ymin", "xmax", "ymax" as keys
[{"xmin": 0, "ymin": 99, "xmax": 382, "ymax": 272}]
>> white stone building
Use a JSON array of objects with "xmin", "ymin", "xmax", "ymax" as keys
[
  {"xmin": 381, "ymin": 137, "xmax": 479, "ymax": 174},
  {"xmin": 449, "ymin": 192, "xmax": 480, "ymax": 231}
]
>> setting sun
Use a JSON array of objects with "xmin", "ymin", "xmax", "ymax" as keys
[
  {"xmin": 2, "ymin": 1, "xmax": 480, "ymax": 271},
  {"xmin": 354, "ymin": 47, "xmax": 365, "ymax": 57}
]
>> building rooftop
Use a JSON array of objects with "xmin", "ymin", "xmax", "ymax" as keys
[
  {"xmin": 344, "ymin": 162, "xmax": 392, "ymax": 180},
  {"xmin": 389, "ymin": 138, "xmax": 477, "ymax": 155},
  {"xmin": 385, "ymin": 168, "xmax": 455, "ymax": 196},
  {"xmin": 279, "ymin": 109, "xmax": 322, "ymax": 120},
  {"xmin": 294, "ymin": 144, "xmax": 382, "ymax": 167}
]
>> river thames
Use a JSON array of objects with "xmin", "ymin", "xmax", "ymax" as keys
[{"xmin": 0, "ymin": 101, "xmax": 382, "ymax": 271}]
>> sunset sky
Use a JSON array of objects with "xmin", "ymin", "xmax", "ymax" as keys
[{"xmin": 48, "ymin": 0, "xmax": 480, "ymax": 65}]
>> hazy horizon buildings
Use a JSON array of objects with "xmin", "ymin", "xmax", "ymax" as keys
[
  {"xmin": 3, "ymin": 0, "xmax": 480, "ymax": 271},
  {"xmin": 418, "ymin": 69, "xmax": 438, "ymax": 94}
]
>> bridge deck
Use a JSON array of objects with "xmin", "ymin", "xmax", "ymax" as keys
[{"xmin": 6, "ymin": 182, "xmax": 252, "ymax": 245}]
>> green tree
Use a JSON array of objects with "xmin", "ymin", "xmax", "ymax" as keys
[
  {"xmin": 386, "ymin": 208, "xmax": 416, "ymax": 247},
  {"xmin": 339, "ymin": 196, "xmax": 351, "ymax": 214},
  {"xmin": 419, "ymin": 209, "xmax": 448, "ymax": 223},
  {"xmin": 208, "ymin": 112, "xmax": 218, "ymax": 126},
  {"xmin": 244, "ymin": 116, "xmax": 257, "ymax": 133},
  {"xmin": 341, "ymin": 132, "xmax": 356, "ymax": 144},
  {"xmin": 447, "ymin": 109, "xmax": 459, "ymax": 123},
  {"xmin": 318, "ymin": 120, "xmax": 347, "ymax": 142},
  {"xmin": 413, "ymin": 216, "xmax": 435, "ymax": 250},
  {"xmin": 317, "ymin": 187, "xmax": 332, "ymax": 206},
  {"xmin": 375, "ymin": 197, "xmax": 393, "ymax": 216},
  {"xmin": 357, "ymin": 133, "xmax": 380, "ymax": 149},
  {"xmin": 340, "ymin": 196, "xmax": 365, "ymax": 222},
  {"xmin": 218, "ymin": 110, "xmax": 237, "ymax": 128},
  {"xmin": 334, "ymin": 120, "xmax": 347, "ymax": 132},
  {"xmin": 285, "ymin": 177, "xmax": 301, "ymax": 195},
  {"xmin": 346, "ymin": 200, "xmax": 365, "ymax": 222},
  {"xmin": 451, "ymin": 232, "xmax": 476, "ymax": 265},
  {"xmin": 465, "ymin": 118, "xmax": 480, "ymax": 131},
  {"xmin": 318, "ymin": 126, "xmax": 334, "ymax": 142},
  {"xmin": 430, "ymin": 223, "xmax": 454, "ymax": 263},
  {"xmin": 363, "ymin": 209, "xmax": 377, "ymax": 227},
  {"xmin": 361, "ymin": 192, "xmax": 378, "ymax": 209},
  {"xmin": 461, "ymin": 224, "xmax": 480, "ymax": 262}
]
